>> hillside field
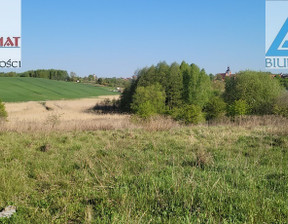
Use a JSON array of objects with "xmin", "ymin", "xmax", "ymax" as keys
[
  {"xmin": 0, "ymin": 120, "xmax": 287, "ymax": 223},
  {"xmin": 0, "ymin": 77, "xmax": 119, "ymax": 102}
]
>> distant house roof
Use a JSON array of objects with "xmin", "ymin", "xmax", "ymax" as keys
[{"xmin": 216, "ymin": 67, "xmax": 235, "ymax": 80}]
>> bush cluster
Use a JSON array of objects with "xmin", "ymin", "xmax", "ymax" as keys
[
  {"xmin": 120, "ymin": 63, "xmax": 287, "ymax": 124},
  {"xmin": 120, "ymin": 61, "xmax": 211, "ymax": 124}
]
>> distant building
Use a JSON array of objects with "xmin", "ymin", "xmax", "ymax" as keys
[
  {"xmin": 215, "ymin": 69, "xmax": 288, "ymax": 81},
  {"xmin": 216, "ymin": 67, "xmax": 235, "ymax": 80}
]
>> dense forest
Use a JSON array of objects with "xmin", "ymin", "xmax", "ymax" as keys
[{"xmin": 120, "ymin": 61, "xmax": 288, "ymax": 123}]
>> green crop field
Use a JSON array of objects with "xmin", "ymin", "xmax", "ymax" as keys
[{"xmin": 0, "ymin": 77, "xmax": 119, "ymax": 102}]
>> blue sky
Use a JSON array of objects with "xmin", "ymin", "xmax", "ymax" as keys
[{"xmin": 21, "ymin": 0, "xmax": 265, "ymax": 77}]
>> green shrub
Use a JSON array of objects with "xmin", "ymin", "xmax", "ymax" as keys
[
  {"xmin": 172, "ymin": 104, "xmax": 205, "ymax": 124},
  {"xmin": 273, "ymin": 92, "xmax": 288, "ymax": 117},
  {"xmin": 274, "ymin": 105, "xmax": 288, "ymax": 117},
  {"xmin": 224, "ymin": 71, "xmax": 284, "ymax": 114},
  {"xmin": 227, "ymin": 99, "xmax": 250, "ymax": 117},
  {"xmin": 0, "ymin": 99, "xmax": 7, "ymax": 119},
  {"xmin": 131, "ymin": 84, "xmax": 166, "ymax": 118},
  {"xmin": 204, "ymin": 96, "xmax": 226, "ymax": 120}
]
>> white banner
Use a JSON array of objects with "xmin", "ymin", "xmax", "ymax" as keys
[{"xmin": 0, "ymin": 0, "xmax": 21, "ymax": 68}]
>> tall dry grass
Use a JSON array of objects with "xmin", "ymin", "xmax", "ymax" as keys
[
  {"xmin": 2, "ymin": 96, "xmax": 288, "ymax": 133},
  {"xmin": 0, "ymin": 114, "xmax": 131, "ymax": 132},
  {"xmin": 207, "ymin": 115, "xmax": 288, "ymax": 127},
  {"xmin": 1, "ymin": 97, "xmax": 183, "ymax": 132},
  {"xmin": 0, "ymin": 115, "xmax": 183, "ymax": 132}
]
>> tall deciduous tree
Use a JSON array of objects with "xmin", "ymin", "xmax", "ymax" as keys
[
  {"xmin": 166, "ymin": 62, "xmax": 183, "ymax": 108},
  {"xmin": 181, "ymin": 62, "xmax": 211, "ymax": 107},
  {"xmin": 180, "ymin": 61, "xmax": 191, "ymax": 103}
]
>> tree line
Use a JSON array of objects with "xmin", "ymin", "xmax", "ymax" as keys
[
  {"xmin": 0, "ymin": 69, "xmax": 69, "ymax": 81},
  {"xmin": 119, "ymin": 61, "xmax": 288, "ymax": 123},
  {"xmin": 0, "ymin": 70, "xmax": 131, "ymax": 88}
]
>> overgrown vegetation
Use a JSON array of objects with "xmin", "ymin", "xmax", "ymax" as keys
[
  {"xmin": 0, "ymin": 124, "xmax": 287, "ymax": 223},
  {"xmin": 276, "ymin": 75, "xmax": 288, "ymax": 90},
  {"xmin": 120, "ymin": 62, "xmax": 288, "ymax": 122},
  {"xmin": 224, "ymin": 71, "xmax": 284, "ymax": 115},
  {"xmin": 171, "ymin": 104, "xmax": 205, "ymax": 124},
  {"xmin": 131, "ymin": 84, "xmax": 166, "ymax": 118},
  {"xmin": 273, "ymin": 92, "xmax": 288, "ymax": 117},
  {"xmin": 120, "ymin": 61, "xmax": 211, "ymax": 122}
]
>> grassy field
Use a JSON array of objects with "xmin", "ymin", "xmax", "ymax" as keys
[
  {"xmin": 0, "ymin": 121, "xmax": 287, "ymax": 223},
  {"xmin": 0, "ymin": 77, "xmax": 119, "ymax": 102}
]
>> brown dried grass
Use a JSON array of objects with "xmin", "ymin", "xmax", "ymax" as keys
[
  {"xmin": 1, "ymin": 96, "xmax": 135, "ymax": 132},
  {"xmin": 2, "ymin": 96, "xmax": 288, "ymax": 133},
  {"xmin": 207, "ymin": 115, "xmax": 288, "ymax": 127},
  {"xmin": 131, "ymin": 115, "xmax": 181, "ymax": 131},
  {"xmin": 1, "ymin": 97, "xmax": 180, "ymax": 132}
]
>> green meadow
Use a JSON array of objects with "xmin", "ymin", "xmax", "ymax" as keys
[
  {"xmin": 0, "ymin": 125, "xmax": 287, "ymax": 223},
  {"xmin": 0, "ymin": 77, "xmax": 118, "ymax": 102}
]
